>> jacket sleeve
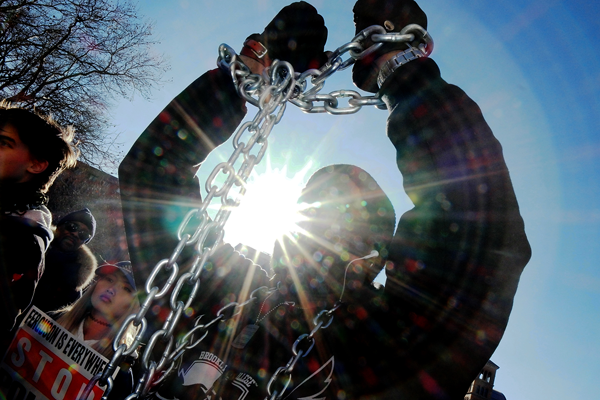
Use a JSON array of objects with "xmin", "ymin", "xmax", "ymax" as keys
[
  {"xmin": 377, "ymin": 58, "xmax": 531, "ymax": 398},
  {"xmin": 0, "ymin": 215, "xmax": 50, "ymax": 344},
  {"xmin": 118, "ymin": 68, "xmax": 247, "ymax": 282}
]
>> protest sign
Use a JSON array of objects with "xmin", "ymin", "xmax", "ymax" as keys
[{"xmin": 0, "ymin": 307, "xmax": 118, "ymax": 400}]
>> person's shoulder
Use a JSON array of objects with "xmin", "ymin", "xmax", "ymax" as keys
[
  {"xmin": 23, "ymin": 205, "xmax": 53, "ymax": 228},
  {"xmin": 1, "ymin": 207, "xmax": 53, "ymax": 243}
]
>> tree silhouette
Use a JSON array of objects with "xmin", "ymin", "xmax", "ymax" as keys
[{"xmin": 0, "ymin": 0, "xmax": 168, "ymax": 169}]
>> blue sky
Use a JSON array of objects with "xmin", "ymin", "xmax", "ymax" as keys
[{"xmin": 110, "ymin": 1, "xmax": 600, "ymax": 399}]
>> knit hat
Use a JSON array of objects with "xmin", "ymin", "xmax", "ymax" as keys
[
  {"xmin": 96, "ymin": 261, "xmax": 137, "ymax": 291},
  {"xmin": 58, "ymin": 208, "xmax": 96, "ymax": 243}
]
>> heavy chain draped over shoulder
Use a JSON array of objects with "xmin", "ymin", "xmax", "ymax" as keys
[{"xmin": 80, "ymin": 24, "xmax": 432, "ymax": 400}]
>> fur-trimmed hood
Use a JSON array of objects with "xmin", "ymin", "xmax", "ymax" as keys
[
  {"xmin": 68, "ymin": 243, "xmax": 97, "ymax": 291},
  {"xmin": 43, "ymin": 243, "xmax": 97, "ymax": 291},
  {"xmin": 47, "ymin": 224, "xmax": 97, "ymax": 290},
  {"xmin": 31, "ymin": 235, "xmax": 98, "ymax": 314}
]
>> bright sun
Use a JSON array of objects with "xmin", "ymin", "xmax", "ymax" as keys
[{"xmin": 217, "ymin": 162, "xmax": 313, "ymax": 255}]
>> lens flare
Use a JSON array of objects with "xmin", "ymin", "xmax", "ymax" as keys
[{"xmin": 220, "ymin": 160, "xmax": 312, "ymax": 254}]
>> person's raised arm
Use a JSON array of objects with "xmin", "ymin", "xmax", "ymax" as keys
[
  {"xmin": 118, "ymin": 68, "xmax": 246, "ymax": 279},
  {"xmin": 118, "ymin": 1, "xmax": 329, "ymax": 283},
  {"xmin": 352, "ymin": 1, "xmax": 531, "ymax": 398}
]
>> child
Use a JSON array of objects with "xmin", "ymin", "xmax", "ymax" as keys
[{"xmin": 0, "ymin": 102, "xmax": 78, "ymax": 351}]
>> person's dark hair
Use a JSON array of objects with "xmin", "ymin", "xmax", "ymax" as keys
[
  {"xmin": 297, "ymin": 164, "xmax": 396, "ymax": 281},
  {"xmin": 0, "ymin": 101, "xmax": 78, "ymax": 193}
]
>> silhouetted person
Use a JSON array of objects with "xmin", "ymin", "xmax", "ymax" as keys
[
  {"xmin": 0, "ymin": 103, "xmax": 77, "ymax": 352},
  {"xmin": 32, "ymin": 208, "xmax": 98, "ymax": 313},
  {"xmin": 119, "ymin": 2, "xmax": 531, "ymax": 398}
]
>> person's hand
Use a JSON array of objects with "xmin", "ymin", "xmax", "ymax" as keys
[
  {"xmin": 240, "ymin": 1, "xmax": 328, "ymax": 74},
  {"xmin": 352, "ymin": 0, "xmax": 428, "ymax": 93}
]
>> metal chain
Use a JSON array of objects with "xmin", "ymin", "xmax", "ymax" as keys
[
  {"xmin": 265, "ymin": 303, "xmax": 342, "ymax": 400},
  {"xmin": 289, "ymin": 23, "xmax": 433, "ymax": 114},
  {"xmin": 80, "ymin": 23, "xmax": 432, "ymax": 400},
  {"xmin": 129, "ymin": 58, "xmax": 294, "ymax": 398},
  {"xmin": 78, "ymin": 55, "xmax": 296, "ymax": 400}
]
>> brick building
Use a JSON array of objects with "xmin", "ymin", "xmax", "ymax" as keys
[{"xmin": 47, "ymin": 162, "xmax": 129, "ymax": 264}]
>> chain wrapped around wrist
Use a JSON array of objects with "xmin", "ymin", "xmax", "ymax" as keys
[
  {"xmin": 240, "ymin": 36, "xmax": 272, "ymax": 67},
  {"xmin": 376, "ymin": 46, "xmax": 426, "ymax": 89}
]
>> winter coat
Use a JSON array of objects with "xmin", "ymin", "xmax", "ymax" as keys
[
  {"xmin": 31, "ymin": 240, "xmax": 97, "ymax": 313},
  {"xmin": 0, "ymin": 205, "xmax": 53, "ymax": 352}
]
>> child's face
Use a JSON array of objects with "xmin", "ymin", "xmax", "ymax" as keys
[{"xmin": 0, "ymin": 123, "xmax": 45, "ymax": 184}]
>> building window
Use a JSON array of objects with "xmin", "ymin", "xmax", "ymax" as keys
[{"xmin": 481, "ymin": 370, "xmax": 492, "ymax": 382}]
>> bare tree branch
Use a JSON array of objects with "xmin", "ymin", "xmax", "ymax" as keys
[{"xmin": 0, "ymin": 0, "xmax": 169, "ymax": 170}]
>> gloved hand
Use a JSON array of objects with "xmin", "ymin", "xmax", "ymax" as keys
[
  {"xmin": 241, "ymin": 1, "xmax": 328, "ymax": 74},
  {"xmin": 352, "ymin": 0, "xmax": 428, "ymax": 93}
]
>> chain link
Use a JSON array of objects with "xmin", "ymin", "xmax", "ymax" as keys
[
  {"xmin": 265, "ymin": 302, "xmax": 342, "ymax": 400},
  {"xmin": 85, "ymin": 24, "xmax": 432, "ymax": 400}
]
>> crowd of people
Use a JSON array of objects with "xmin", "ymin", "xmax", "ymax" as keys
[
  {"xmin": 0, "ymin": 102, "xmax": 139, "ymax": 397},
  {"xmin": 0, "ymin": 1, "xmax": 531, "ymax": 399}
]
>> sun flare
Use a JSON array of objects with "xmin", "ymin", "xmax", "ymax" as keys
[{"xmin": 219, "ymin": 163, "xmax": 313, "ymax": 255}]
